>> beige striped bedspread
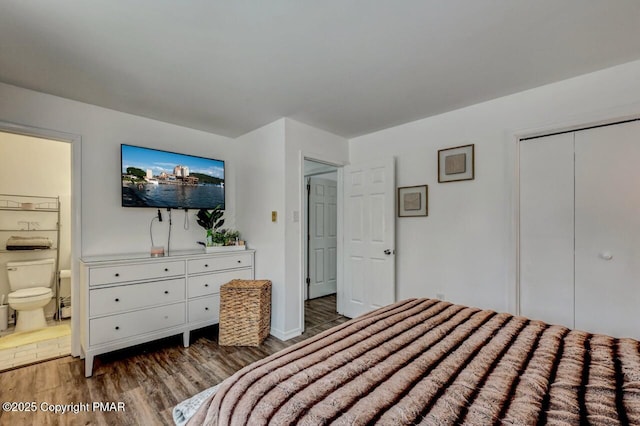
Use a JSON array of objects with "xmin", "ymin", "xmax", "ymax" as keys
[{"xmin": 188, "ymin": 298, "xmax": 640, "ymax": 425}]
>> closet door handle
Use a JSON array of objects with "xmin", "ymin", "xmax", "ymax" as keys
[
  {"xmin": 164, "ymin": 290, "xmax": 169, "ymax": 294},
  {"xmin": 599, "ymin": 252, "xmax": 613, "ymax": 261}
]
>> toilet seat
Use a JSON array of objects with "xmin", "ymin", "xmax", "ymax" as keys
[{"xmin": 8, "ymin": 287, "xmax": 52, "ymax": 301}]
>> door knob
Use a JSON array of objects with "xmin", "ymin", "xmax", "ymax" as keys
[
  {"xmin": 599, "ymin": 252, "xmax": 613, "ymax": 260},
  {"xmin": 384, "ymin": 249, "xmax": 392, "ymax": 255}
]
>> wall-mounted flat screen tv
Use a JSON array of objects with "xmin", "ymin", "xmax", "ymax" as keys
[{"xmin": 121, "ymin": 144, "xmax": 225, "ymax": 209}]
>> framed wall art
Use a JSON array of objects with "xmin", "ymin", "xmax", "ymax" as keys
[
  {"xmin": 398, "ymin": 185, "xmax": 428, "ymax": 217},
  {"xmin": 438, "ymin": 143, "xmax": 474, "ymax": 183}
]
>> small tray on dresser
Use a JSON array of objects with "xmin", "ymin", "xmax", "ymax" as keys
[{"xmin": 204, "ymin": 245, "xmax": 246, "ymax": 253}]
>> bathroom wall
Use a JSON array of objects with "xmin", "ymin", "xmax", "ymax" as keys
[{"xmin": 0, "ymin": 132, "xmax": 71, "ymax": 321}]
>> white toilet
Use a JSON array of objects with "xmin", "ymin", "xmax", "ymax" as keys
[{"xmin": 6, "ymin": 258, "xmax": 55, "ymax": 332}]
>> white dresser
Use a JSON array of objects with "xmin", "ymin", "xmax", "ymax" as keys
[{"xmin": 80, "ymin": 249, "xmax": 255, "ymax": 376}]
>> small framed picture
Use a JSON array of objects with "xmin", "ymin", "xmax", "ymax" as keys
[
  {"xmin": 398, "ymin": 185, "xmax": 428, "ymax": 217},
  {"xmin": 438, "ymin": 144, "xmax": 475, "ymax": 183}
]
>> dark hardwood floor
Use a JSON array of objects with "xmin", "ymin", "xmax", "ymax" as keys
[{"xmin": 0, "ymin": 294, "xmax": 345, "ymax": 425}]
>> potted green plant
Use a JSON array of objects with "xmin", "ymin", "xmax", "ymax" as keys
[
  {"xmin": 223, "ymin": 229, "xmax": 240, "ymax": 246},
  {"xmin": 196, "ymin": 206, "xmax": 224, "ymax": 247},
  {"xmin": 212, "ymin": 229, "xmax": 227, "ymax": 245}
]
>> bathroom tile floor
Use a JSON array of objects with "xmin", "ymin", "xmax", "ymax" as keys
[{"xmin": 0, "ymin": 319, "xmax": 71, "ymax": 371}]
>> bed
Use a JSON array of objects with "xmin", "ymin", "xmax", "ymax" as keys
[{"xmin": 177, "ymin": 298, "xmax": 640, "ymax": 425}]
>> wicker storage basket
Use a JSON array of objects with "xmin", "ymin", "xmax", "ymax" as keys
[{"xmin": 219, "ymin": 279, "xmax": 272, "ymax": 346}]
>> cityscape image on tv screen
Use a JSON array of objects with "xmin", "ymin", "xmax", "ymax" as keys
[{"xmin": 121, "ymin": 144, "xmax": 225, "ymax": 209}]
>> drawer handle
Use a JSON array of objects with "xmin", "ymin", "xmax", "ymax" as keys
[
  {"xmin": 204, "ymin": 284, "xmax": 209, "ymax": 287},
  {"xmin": 205, "ymin": 307, "xmax": 209, "ymax": 311},
  {"xmin": 164, "ymin": 290, "xmax": 169, "ymax": 294},
  {"xmin": 204, "ymin": 264, "xmax": 209, "ymax": 268},
  {"xmin": 115, "ymin": 298, "xmax": 120, "ymax": 302},
  {"xmin": 237, "ymin": 260, "xmax": 241, "ymax": 264},
  {"xmin": 164, "ymin": 268, "xmax": 169, "ymax": 272},
  {"xmin": 115, "ymin": 326, "xmax": 120, "ymax": 330},
  {"xmin": 115, "ymin": 273, "xmax": 120, "ymax": 277}
]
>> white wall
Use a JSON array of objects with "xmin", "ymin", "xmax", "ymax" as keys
[
  {"xmin": 0, "ymin": 132, "xmax": 71, "ymax": 319},
  {"xmin": 234, "ymin": 118, "xmax": 348, "ymax": 339},
  {"xmin": 283, "ymin": 119, "xmax": 348, "ymax": 335},
  {"xmin": 0, "ymin": 82, "xmax": 237, "ymax": 256},
  {"xmin": 350, "ymin": 59, "xmax": 640, "ymax": 314},
  {"xmin": 234, "ymin": 119, "xmax": 287, "ymax": 335}
]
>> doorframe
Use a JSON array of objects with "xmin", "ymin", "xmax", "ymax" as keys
[
  {"xmin": 511, "ymin": 113, "xmax": 640, "ymax": 317},
  {"xmin": 298, "ymin": 151, "xmax": 345, "ymax": 333},
  {"xmin": 0, "ymin": 120, "xmax": 82, "ymax": 357}
]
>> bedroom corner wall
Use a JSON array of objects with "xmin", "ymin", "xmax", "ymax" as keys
[
  {"xmin": 349, "ymin": 59, "xmax": 640, "ymax": 314},
  {"xmin": 283, "ymin": 119, "xmax": 349, "ymax": 335},
  {"xmin": 234, "ymin": 119, "xmax": 287, "ymax": 337},
  {"xmin": 234, "ymin": 118, "xmax": 349, "ymax": 339}
]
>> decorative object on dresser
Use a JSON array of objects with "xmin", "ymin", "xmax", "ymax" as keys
[
  {"xmin": 397, "ymin": 185, "xmax": 428, "ymax": 217},
  {"xmin": 438, "ymin": 143, "xmax": 475, "ymax": 183},
  {"xmin": 196, "ymin": 206, "xmax": 224, "ymax": 246},
  {"xmin": 195, "ymin": 207, "xmax": 246, "ymax": 253},
  {"xmin": 219, "ymin": 279, "xmax": 272, "ymax": 346},
  {"xmin": 79, "ymin": 249, "xmax": 255, "ymax": 377}
]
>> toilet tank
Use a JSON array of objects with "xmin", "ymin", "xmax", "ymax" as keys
[{"xmin": 6, "ymin": 258, "xmax": 55, "ymax": 291}]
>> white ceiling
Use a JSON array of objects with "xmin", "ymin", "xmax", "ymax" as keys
[{"xmin": 1, "ymin": 1, "xmax": 639, "ymax": 138}]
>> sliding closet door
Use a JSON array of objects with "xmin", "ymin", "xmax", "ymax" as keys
[
  {"xmin": 519, "ymin": 133, "xmax": 575, "ymax": 328},
  {"xmin": 574, "ymin": 121, "xmax": 640, "ymax": 340}
]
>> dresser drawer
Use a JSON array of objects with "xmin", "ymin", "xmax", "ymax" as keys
[
  {"xmin": 188, "ymin": 295, "xmax": 219, "ymax": 323},
  {"xmin": 188, "ymin": 269, "xmax": 253, "ymax": 298},
  {"xmin": 89, "ymin": 278, "xmax": 185, "ymax": 317},
  {"xmin": 187, "ymin": 253, "xmax": 253, "ymax": 274},
  {"xmin": 89, "ymin": 260, "xmax": 185, "ymax": 286},
  {"xmin": 89, "ymin": 303, "xmax": 185, "ymax": 346}
]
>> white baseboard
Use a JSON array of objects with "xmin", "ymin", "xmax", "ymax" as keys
[{"xmin": 270, "ymin": 327, "xmax": 302, "ymax": 341}]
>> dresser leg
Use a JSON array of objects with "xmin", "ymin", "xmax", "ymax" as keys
[
  {"xmin": 183, "ymin": 331, "xmax": 190, "ymax": 347},
  {"xmin": 84, "ymin": 354, "xmax": 94, "ymax": 377}
]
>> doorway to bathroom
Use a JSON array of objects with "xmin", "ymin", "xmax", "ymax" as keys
[{"xmin": 0, "ymin": 130, "xmax": 73, "ymax": 371}]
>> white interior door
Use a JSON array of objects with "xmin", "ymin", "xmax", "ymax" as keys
[
  {"xmin": 308, "ymin": 176, "xmax": 338, "ymax": 299},
  {"xmin": 343, "ymin": 158, "xmax": 395, "ymax": 318},
  {"xmin": 519, "ymin": 133, "xmax": 575, "ymax": 328},
  {"xmin": 574, "ymin": 121, "xmax": 640, "ymax": 340}
]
